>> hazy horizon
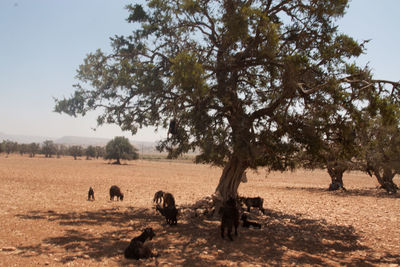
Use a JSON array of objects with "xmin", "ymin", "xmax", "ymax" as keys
[{"xmin": 1, "ymin": 0, "xmax": 399, "ymax": 142}]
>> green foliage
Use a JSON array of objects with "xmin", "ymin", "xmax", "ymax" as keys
[
  {"xmin": 95, "ymin": 146, "xmax": 105, "ymax": 159},
  {"xmin": 357, "ymin": 108, "xmax": 400, "ymax": 193},
  {"xmin": 41, "ymin": 140, "xmax": 57, "ymax": 158},
  {"xmin": 2, "ymin": 140, "xmax": 18, "ymax": 155},
  {"xmin": 18, "ymin": 144, "xmax": 29, "ymax": 156},
  {"xmin": 104, "ymin": 136, "xmax": 138, "ymax": 164},
  {"xmin": 69, "ymin": 145, "xmax": 83, "ymax": 160},
  {"xmin": 85, "ymin": 145, "xmax": 96, "ymax": 159},
  {"xmin": 28, "ymin": 143, "xmax": 40, "ymax": 157}
]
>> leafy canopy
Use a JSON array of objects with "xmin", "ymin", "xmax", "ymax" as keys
[
  {"xmin": 55, "ymin": 0, "xmax": 398, "ymax": 172},
  {"xmin": 104, "ymin": 136, "xmax": 139, "ymax": 163}
]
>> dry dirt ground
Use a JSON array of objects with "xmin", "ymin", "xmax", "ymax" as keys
[{"xmin": 0, "ymin": 155, "xmax": 399, "ymax": 267}]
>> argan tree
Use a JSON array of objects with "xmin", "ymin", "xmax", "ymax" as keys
[
  {"xmin": 69, "ymin": 145, "xmax": 83, "ymax": 160},
  {"xmin": 18, "ymin": 143, "xmax": 29, "ymax": 156},
  {"xmin": 28, "ymin": 143, "xmax": 40, "ymax": 158},
  {"xmin": 358, "ymin": 99, "xmax": 400, "ymax": 194},
  {"xmin": 42, "ymin": 140, "xmax": 57, "ymax": 158},
  {"xmin": 299, "ymin": 115, "xmax": 359, "ymax": 191},
  {"xmin": 85, "ymin": 145, "xmax": 96, "ymax": 160},
  {"xmin": 55, "ymin": 1, "xmax": 399, "ymax": 200},
  {"xmin": 104, "ymin": 136, "xmax": 138, "ymax": 164},
  {"xmin": 3, "ymin": 140, "xmax": 18, "ymax": 156},
  {"xmin": 95, "ymin": 146, "xmax": 105, "ymax": 159}
]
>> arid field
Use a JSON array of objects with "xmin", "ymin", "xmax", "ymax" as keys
[{"xmin": 0, "ymin": 155, "xmax": 399, "ymax": 266}]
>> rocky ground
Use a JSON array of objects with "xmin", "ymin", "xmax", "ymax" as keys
[{"xmin": 0, "ymin": 155, "xmax": 399, "ymax": 266}]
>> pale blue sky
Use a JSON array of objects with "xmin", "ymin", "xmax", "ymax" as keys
[{"xmin": 0, "ymin": 0, "xmax": 399, "ymax": 142}]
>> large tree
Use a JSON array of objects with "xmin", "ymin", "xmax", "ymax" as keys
[{"xmin": 55, "ymin": 0, "xmax": 399, "ymax": 200}]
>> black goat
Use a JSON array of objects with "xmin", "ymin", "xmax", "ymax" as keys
[
  {"xmin": 124, "ymin": 228, "xmax": 158, "ymax": 260},
  {"xmin": 241, "ymin": 214, "xmax": 261, "ymax": 229},
  {"xmin": 156, "ymin": 204, "xmax": 178, "ymax": 225},
  {"xmin": 220, "ymin": 197, "xmax": 240, "ymax": 241},
  {"xmin": 153, "ymin": 190, "xmax": 164, "ymax": 204},
  {"xmin": 162, "ymin": 192, "xmax": 176, "ymax": 208},
  {"xmin": 88, "ymin": 187, "xmax": 95, "ymax": 201},
  {"xmin": 239, "ymin": 196, "xmax": 264, "ymax": 213},
  {"xmin": 109, "ymin": 185, "xmax": 124, "ymax": 201}
]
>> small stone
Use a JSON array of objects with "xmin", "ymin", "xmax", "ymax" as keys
[{"xmin": 83, "ymin": 254, "xmax": 90, "ymax": 259}]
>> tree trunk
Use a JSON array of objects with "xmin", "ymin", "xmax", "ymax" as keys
[
  {"xmin": 374, "ymin": 168, "xmax": 398, "ymax": 194},
  {"xmin": 212, "ymin": 155, "xmax": 247, "ymax": 217},
  {"xmin": 215, "ymin": 156, "xmax": 247, "ymax": 200},
  {"xmin": 327, "ymin": 164, "xmax": 347, "ymax": 191}
]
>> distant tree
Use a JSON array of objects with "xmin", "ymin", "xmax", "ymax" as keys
[
  {"xmin": 104, "ymin": 136, "xmax": 138, "ymax": 164},
  {"xmin": 41, "ymin": 140, "xmax": 57, "ymax": 158},
  {"xmin": 3, "ymin": 140, "xmax": 18, "ymax": 156},
  {"xmin": 56, "ymin": 144, "xmax": 68, "ymax": 158},
  {"xmin": 85, "ymin": 145, "xmax": 96, "ymax": 160},
  {"xmin": 0, "ymin": 141, "xmax": 3, "ymax": 154},
  {"xmin": 95, "ymin": 146, "xmax": 105, "ymax": 159},
  {"xmin": 27, "ymin": 143, "xmax": 40, "ymax": 158},
  {"xmin": 54, "ymin": 1, "xmax": 400, "ymax": 200},
  {"xmin": 18, "ymin": 143, "xmax": 29, "ymax": 156},
  {"xmin": 69, "ymin": 145, "xmax": 83, "ymax": 160}
]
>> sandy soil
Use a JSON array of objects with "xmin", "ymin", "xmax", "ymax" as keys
[{"xmin": 0, "ymin": 155, "xmax": 399, "ymax": 266}]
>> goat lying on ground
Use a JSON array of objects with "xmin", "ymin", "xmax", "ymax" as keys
[
  {"xmin": 220, "ymin": 197, "xmax": 240, "ymax": 241},
  {"xmin": 241, "ymin": 213, "xmax": 261, "ymax": 229},
  {"xmin": 156, "ymin": 204, "xmax": 178, "ymax": 225},
  {"xmin": 88, "ymin": 187, "xmax": 95, "ymax": 201},
  {"xmin": 124, "ymin": 228, "xmax": 158, "ymax": 260},
  {"xmin": 239, "ymin": 196, "xmax": 264, "ymax": 214}
]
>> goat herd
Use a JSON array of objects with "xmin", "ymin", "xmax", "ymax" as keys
[{"xmin": 87, "ymin": 186, "xmax": 265, "ymax": 261}]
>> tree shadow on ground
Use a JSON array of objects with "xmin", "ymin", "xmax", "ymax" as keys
[
  {"xmin": 15, "ymin": 206, "xmax": 399, "ymax": 266},
  {"xmin": 282, "ymin": 186, "xmax": 400, "ymax": 199}
]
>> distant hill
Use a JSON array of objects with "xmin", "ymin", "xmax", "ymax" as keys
[
  {"xmin": 54, "ymin": 136, "xmax": 110, "ymax": 146},
  {"xmin": 0, "ymin": 132, "xmax": 158, "ymax": 153},
  {"xmin": 0, "ymin": 132, "xmax": 50, "ymax": 144}
]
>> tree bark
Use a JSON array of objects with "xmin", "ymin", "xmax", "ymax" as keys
[
  {"xmin": 327, "ymin": 164, "xmax": 347, "ymax": 191},
  {"xmin": 373, "ymin": 167, "xmax": 398, "ymax": 194},
  {"xmin": 212, "ymin": 155, "xmax": 247, "ymax": 218},
  {"xmin": 215, "ymin": 155, "xmax": 247, "ymax": 200}
]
